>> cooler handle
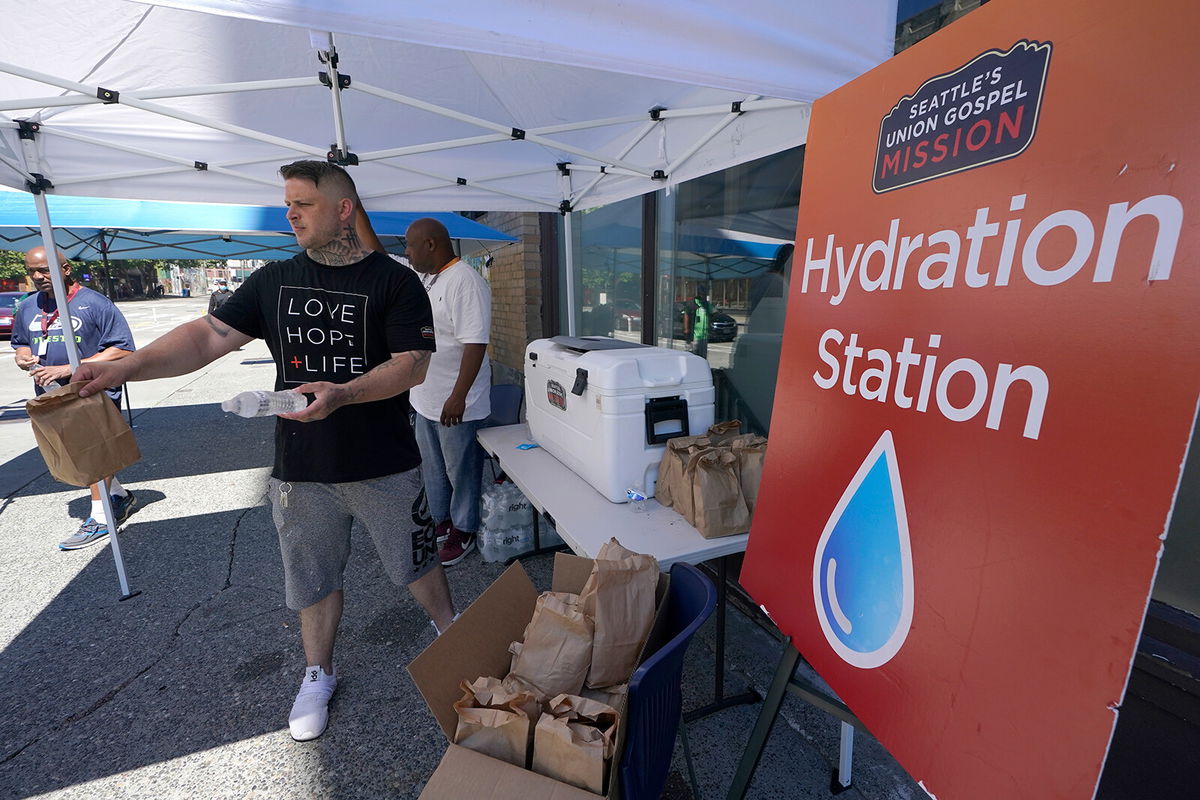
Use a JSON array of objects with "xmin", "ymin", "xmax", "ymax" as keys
[
  {"xmin": 640, "ymin": 375, "xmax": 683, "ymax": 388},
  {"xmin": 644, "ymin": 396, "xmax": 690, "ymax": 445}
]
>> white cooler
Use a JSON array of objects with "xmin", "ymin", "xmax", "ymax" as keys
[{"xmin": 525, "ymin": 336, "xmax": 714, "ymax": 503}]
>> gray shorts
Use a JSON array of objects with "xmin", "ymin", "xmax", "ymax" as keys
[{"xmin": 268, "ymin": 469, "xmax": 439, "ymax": 611}]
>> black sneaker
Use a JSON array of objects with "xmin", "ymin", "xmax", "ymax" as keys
[
  {"xmin": 111, "ymin": 491, "xmax": 139, "ymax": 526},
  {"xmin": 59, "ymin": 518, "xmax": 110, "ymax": 551}
]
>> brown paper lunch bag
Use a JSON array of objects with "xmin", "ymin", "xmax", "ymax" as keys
[
  {"xmin": 452, "ymin": 676, "xmax": 542, "ymax": 769},
  {"xmin": 692, "ymin": 449, "xmax": 752, "ymax": 538},
  {"xmin": 26, "ymin": 382, "xmax": 140, "ymax": 487},
  {"xmin": 508, "ymin": 592, "xmax": 595, "ymax": 698},
  {"xmin": 655, "ymin": 434, "xmax": 709, "ymax": 508},
  {"xmin": 730, "ymin": 434, "xmax": 768, "ymax": 514},
  {"xmin": 578, "ymin": 538, "xmax": 659, "ymax": 688},
  {"xmin": 531, "ymin": 694, "xmax": 620, "ymax": 794}
]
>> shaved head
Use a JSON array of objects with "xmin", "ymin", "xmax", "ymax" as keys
[
  {"xmin": 279, "ymin": 160, "xmax": 359, "ymax": 204},
  {"xmin": 24, "ymin": 246, "xmax": 73, "ymax": 293},
  {"xmin": 404, "ymin": 217, "xmax": 455, "ymax": 274},
  {"xmin": 24, "ymin": 246, "xmax": 70, "ymax": 267}
]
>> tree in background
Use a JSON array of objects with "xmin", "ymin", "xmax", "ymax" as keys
[
  {"xmin": 0, "ymin": 250, "xmax": 232, "ymax": 297},
  {"xmin": 0, "ymin": 250, "xmax": 29, "ymax": 291}
]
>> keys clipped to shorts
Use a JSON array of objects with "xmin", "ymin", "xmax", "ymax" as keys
[{"xmin": 279, "ymin": 482, "xmax": 293, "ymax": 508}]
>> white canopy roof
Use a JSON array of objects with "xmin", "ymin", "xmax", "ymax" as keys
[{"xmin": 0, "ymin": 0, "xmax": 896, "ymax": 212}]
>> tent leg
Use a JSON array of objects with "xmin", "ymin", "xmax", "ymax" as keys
[
  {"xmin": 124, "ymin": 383, "xmax": 134, "ymax": 428},
  {"xmin": 32, "ymin": 193, "xmax": 138, "ymax": 601},
  {"xmin": 96, "ymin": 479, "xmax": 139, "ymax": 601},
  {"xmin": 321, "ymin": 34, "xmax": 352, "ymax": 162},
  {"xmin": 100, "ymin": 232, "xmax": 115, "ymax": 300},
  {"xmin": 563, "ymin": 211, "xmax": 577, "ymax": 336},
  {"xmin": 31, "ymin": 194, "xmax": 83, "ymax": 368}
]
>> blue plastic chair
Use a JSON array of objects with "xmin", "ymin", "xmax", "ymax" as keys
[
  {"xmin": 487, "ymin": 383, "xmax": 524, "ymax": 426},
  {"xmin": 620, "ymin": 561, "xmax": 717, "ymax": 799}
]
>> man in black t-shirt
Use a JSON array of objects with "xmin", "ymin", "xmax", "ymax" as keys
[
  {"xmin": 207, "ymin": 278, "xmax": 233, "ymax": 314},
  {"xmin": 75, "ymin": 161, "xmax": 458, "ymax": 743}
]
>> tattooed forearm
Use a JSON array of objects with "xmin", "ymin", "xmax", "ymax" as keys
[
  {"xmin": 328, "ymin": 349, "xmax": 433, "ymax": 407},
  {"xmin": 307, "ymin": 224, "xmax": 372, "ymax": 266},
  {"xmin": 205, "ymin": 315, "xmax": 231, "ymax": 337}
]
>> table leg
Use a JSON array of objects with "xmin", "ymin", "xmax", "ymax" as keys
[{"xmin": 684, "ymin": 555, "xmax": 761, "ymax": 721}]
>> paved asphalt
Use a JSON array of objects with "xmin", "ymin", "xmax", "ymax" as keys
[{"xmin": 0, "ymin": 296, "xmax": 921, "ymax": 799}]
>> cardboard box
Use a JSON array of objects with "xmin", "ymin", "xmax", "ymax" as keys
[{"xmin": 409, "ymin": 553, "xmax": 669, "ymax": 799}]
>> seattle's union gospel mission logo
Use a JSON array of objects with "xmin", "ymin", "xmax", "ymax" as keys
[{"xmin": 873, "ymin": 41, "xmax": 1052, "ymax": 193}]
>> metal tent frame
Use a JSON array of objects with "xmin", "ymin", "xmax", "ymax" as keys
[{"xmin": 0, "ymin": 0, "xmax": 897, "ymax": 596}]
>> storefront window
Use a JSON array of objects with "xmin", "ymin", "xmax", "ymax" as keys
[
  {"xmin": 555, "ymin": 146, "xmax": 804, "ymax": 436},
  {"xmin": 560, "ymin": 195, "xmax": 644, "ymax": 342},
  {"xmin": 655, "ymin": 146, "xmax": 804, "ymax": 434}
]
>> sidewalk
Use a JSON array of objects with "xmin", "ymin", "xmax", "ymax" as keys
[{"xmin": 0, "ymin": 339, "xmax": 921, "ymax": 799}]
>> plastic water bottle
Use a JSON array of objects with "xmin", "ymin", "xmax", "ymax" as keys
[
  {"xmin": 626, "ymin": 484, "xmax": 647, "ymax": 513},
  {"xmin": 221, "ymin": 390, "xmax": 309, "ymax": 418}
]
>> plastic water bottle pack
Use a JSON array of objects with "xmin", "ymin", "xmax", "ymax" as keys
[{"xmin": 478, "ymin": 479, "xmax": 563, "ymax": 562}]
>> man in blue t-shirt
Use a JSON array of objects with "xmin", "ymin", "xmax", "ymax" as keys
[{"xmin": 11, "ymin": 247, "xmax": 140, "ymax": 550}]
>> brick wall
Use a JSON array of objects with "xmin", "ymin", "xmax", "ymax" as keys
[{"xmin": 476, "ymin": 211, "xmax": 546, "ymax": 387}]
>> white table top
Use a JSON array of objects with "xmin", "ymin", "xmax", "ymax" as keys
[{"xmin": 478, "ymin": 423, "xmax": 750, "ymax": 570}]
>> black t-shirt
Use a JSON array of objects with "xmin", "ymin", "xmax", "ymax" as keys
[{"xmin": 213, "ymin": 251, "xmax": 435, "ymax": 483}]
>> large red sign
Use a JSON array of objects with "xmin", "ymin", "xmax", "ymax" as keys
[{"xmin": 741, "ymin": 0, "xmax": 1200, "ymax": 797}]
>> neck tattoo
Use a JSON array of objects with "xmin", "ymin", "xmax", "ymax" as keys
[{"xmin": 308, "ymin": 224, "xmax": 370, "ymax": 266}]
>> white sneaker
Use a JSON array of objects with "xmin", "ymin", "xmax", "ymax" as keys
[{"xmin": 289, "ymin": 665, "xmax": 337, "ymax": 741}]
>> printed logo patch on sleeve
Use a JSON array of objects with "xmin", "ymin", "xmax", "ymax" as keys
[{"xmin": 421, "ymin": 326, "xmax": 435, "ymax": 339}]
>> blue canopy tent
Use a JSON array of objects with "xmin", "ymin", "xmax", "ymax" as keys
[{"xmin": 0, "ymin": 192, "xmax": 516, "ymax": 262}]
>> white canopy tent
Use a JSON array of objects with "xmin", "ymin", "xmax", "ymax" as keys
[
  {"xmin": 0, "ymin": 0, "xmax": 895, "ymax": 211},
  {"xmin": 0, "ymin": 0, "xmax": 896, "ymax": 595}
]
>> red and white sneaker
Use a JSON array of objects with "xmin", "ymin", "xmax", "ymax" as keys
[{"xmin": 438, "ymin": 528, "xmax": 476, "ymax": 567}]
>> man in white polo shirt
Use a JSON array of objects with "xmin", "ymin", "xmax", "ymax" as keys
[{"xmin": 404, "ymin": 218, "xmax": 492, "ymax": 567}]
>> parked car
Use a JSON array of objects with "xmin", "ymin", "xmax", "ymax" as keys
[
  {"xmin": 0, "ymin": 291, "xmax": 27, "ymax": 339},
  {"xmin": 671, "ymin": 301, "xmax": 738, "ymax": 343},
  {"xmin": 707, "ymin": 311, "xmax": 738, "ymax": 342},
  {"xmin": 612, "ymin": 299, "xmax": 641, "ymax": 323}
]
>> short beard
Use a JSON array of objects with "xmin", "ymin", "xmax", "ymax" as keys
[{"xmin": 307, "ymin": 223, "xmax": 370, "ymax": 266}]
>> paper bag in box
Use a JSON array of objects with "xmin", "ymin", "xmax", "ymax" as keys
[
  {"xmin": 453, "ymin": 676, "xmax": 540, "ymax": 768},
  {"xmin": 579, "ymin": 539, "xmax": 660, "ymax": 688},
  {"xmin": 532, "ymin": 694, "xmax": 620, "ymax": 795},
  {"xmin": 26, "ymin": 382, "xmax": 140, "ymax": 487},
  {"xmin": 509, "ymin": 591, "xmax": 593, "ymax": 698},
  {"xmin": 692, "ymin": 449, "xmax": 751, "ymax": 538}
]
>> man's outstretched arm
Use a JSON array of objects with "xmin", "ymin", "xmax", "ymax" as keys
[{"xmin": 75, "ymin": 315, "xmax": 253, "ymax": 396}]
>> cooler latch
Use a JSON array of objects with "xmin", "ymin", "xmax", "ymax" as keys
[
  {"xmin": 644, "ymin": 396, "xmax": 690, "ymax": 445},
  {"xmin": 571, "ymin": 368, "xmax": 588, "ymax": 396}
]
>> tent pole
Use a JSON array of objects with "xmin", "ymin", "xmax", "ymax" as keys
[
  {"xmin": 564, "ymin": 211, "xmax": 577, "ymax": 336},
  {"xmin": 323, "ymin": 35, "xmax": 351, "ymax": 160},
  {"xmin": 31, "ymin": 196, "xmax": 82, "ymax": 371},
  {"xmin": 99, "ymin": 231, "xmax": 115, "ymax": 300},
  {"xmin": 31, "ymin": 193, "xmax": 137, "ymax": 601}
]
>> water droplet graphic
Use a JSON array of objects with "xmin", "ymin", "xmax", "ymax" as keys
[{"xmin": 812, "ymin": 430, "xmax": 914, "ymax": 669}]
